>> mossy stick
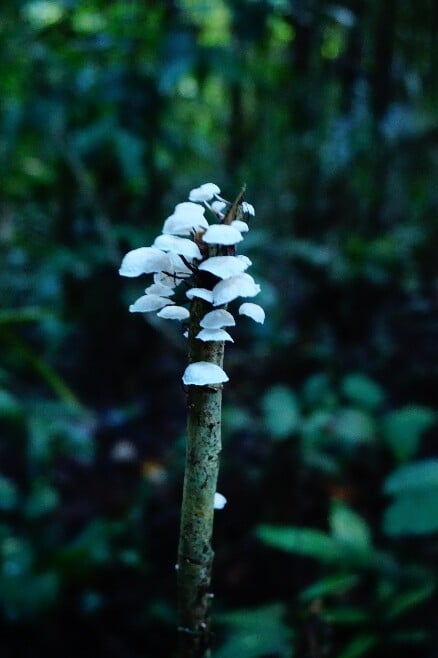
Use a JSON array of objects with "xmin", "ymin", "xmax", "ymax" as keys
[
  {"xmin": 119, "ymin": 182, "xmax": 263, "ymax": 658},
  {"xmin": 176, "ymin": 296, "xmax": 225, "ymax": 657}
]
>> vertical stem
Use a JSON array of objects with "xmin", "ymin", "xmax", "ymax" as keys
[{"xmin": 176, "ymin": 297, "xmax": 225, "ymax": 658}]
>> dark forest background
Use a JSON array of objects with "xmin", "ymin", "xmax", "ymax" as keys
[{"xmin": 0, "ymin": 1, "xmax": 437, "ymax": 657}]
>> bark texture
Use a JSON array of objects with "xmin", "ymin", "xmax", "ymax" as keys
[{"xmin": 176, "ymin": 296, "xmax": 225, "ymax": 658}]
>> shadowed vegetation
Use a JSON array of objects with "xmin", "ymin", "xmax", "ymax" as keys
[{"xmin": 0, "ymin": 1, "xmax": 436, "ymax": 656}]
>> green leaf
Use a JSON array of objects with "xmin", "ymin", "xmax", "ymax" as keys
[
  {"xmin": 257, "ymin": 525, "xmax": 380, "ymax": 570},
  {"xmin": 301, "ymin": 372, "xmax": 333, "ymax": 408},
  {"xmin": 27, "ymin": 402, "xmax": 95, "ymax": 464},
  {"xmin": 0, "ymin": 389, "xmax": 22, "ymax": 418},
  {"xmin": 216, "ymin": 604, "xmax": 292, "ymax": 658},
  {"xmin": 1, "ymin": 536, "xmax": 33, "ymax": 575},
  {"xmin": 261, "ymin": 385, "xmax": 300, "ymax": 439},
  {"xmin": 385, "ymin": 581, "xmax": 435, "ymax": 620},
  {"xmin": 27, "ymin": 570, "xmax": 59, "ymax": 610},
  {"xmin": 302, "ymin": 449, "xmax": 340, "ymax": 476},
  {"xmin": 299, "ymin": 574, "xmax": 360, "ymax": 602},
  {"xmin": 341, "ymin": 373, "xmax": 385, "ymax": 410},
  {"xmin": 384, "ymin": 459, "xmax": 438, "ymax": 494},
  {"xmin": 24, "ymin": 481, "xmax": 59, "ymax": 519},
  {"xmin": 72, "ymin": 8, "xmax": 107, "ymax": 33},
  {"xmin": 332, "ymin": 408, "xmax": 376, "ymax": 444},
  {"xmin": 222, "ymin": 405, "xmax": 253, "ymax": 434},
  {"xmin": 391, "ymin": 631, "xmax": 428, "ymax": 644},
  {"xmin": 0, "ymin": 476, "xmax": 18, "ymax": 512},
  {"xmin": 257, "ymin": 525, "xmax": 340, "ymax": 562},
  {"xmin": 0, "ymin": 308, "xmax": 50, "ymax": 325},
  {"xmin": 323, "ymin": 606, "xmax": 369, "ymax": 625},
  {"xmin": 384, "ymin": 461, "xmax": 438, "ymax": 535},
  {"xmin": 301, "ymin": 410, "xmax": 332, "ymax": 444},
  {"xmin": 383, "ymin": 489, "xmax": 438, "ymax": 536},
  {"xmin": 0, "ymin": 569, "xmax": 59, "ymax": 619},
  {"xmin": 337, "ymin": 635, "xmax": 378, "ymax": 658},
  {"xmin": 330, "ymin": 501, "xmax": 372, "ymax": 549},
  {"xmin": 22, "ymin": 1, "xmax": 65, "ymax": 28},
  {"xmin": 382, "ymin": 406, "xmax": 435, "ymax": 462},
  {"xmin": 57, "ymin": 520, "xmax": 121, "ymax": 575}
]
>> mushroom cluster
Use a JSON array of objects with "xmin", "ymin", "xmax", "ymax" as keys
[{"xmin": 119, "ymin": 184, "xmax": 264, "ymax": 385}]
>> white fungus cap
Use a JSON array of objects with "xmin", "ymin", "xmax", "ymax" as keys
[
  {"xmin": 196, "ymin": 328, "xmax": 234, "ymax": 342},
  {"xmin": 154, "ymin": 234, "xmax": 202, "ymax": 260},
  {"xmin": 129, "ymin": 295, "xmax": 174, "ymax": 313},
  {"xmin": 200, "ymin": 309, "xmax": 235, "ymax": 329},
  {"xmin": 154, "ymin": 271, "xmax": 178, "ymax": 288},
  {"xmin": 182, "ymin": 361, "xmax": 229, "ymax": 386},
  {"xmin": 212, "ymin": 273, "xmax": 261, "ymax": 306},
  {"xmin": 241, "ymin": 202, "xmax": 255, "ymax": 216},
  {"xmin": 214, "ymin": 492, "xmax": 227, "ymax": 509},
  {"xmin": 199, "ymin": 255, "xmax": 249, "ymax": 279},
  {"xmin": 231, "ymin": 219, "xmax": 249, "ymax": 233},
  {"xmin": 162, "ymin": 202, "xmax": 209, "ymax": 235},
  {"xmin": 211, "ymin": 200, "xmax": 227, "ymax": 214},
  {"xmin": 152, "ymin": 254, "xmax": 192, "ymax": 288},
  {"xmin": 202, "ymin": 224, "xmax": 243, "ymax": 246},
  {"xmin": 239, "ymin": 302, "xmax": 265, "ymax": 324},
  {"xmin": 237, "ymin": 255, "xmax": 252, "ymax": 267},
  {"xmin": 157, "ymin": 305, "xmax": 190, "ymax": 320},
  {"xmin": 168, "ymin": 252, "xmax": 194, "ymax": 274},
  {"xmin": 175, "ymin": 201, "xmax": 207, "ymax": 215},
  {"xmin": 119, "ymin": 247, "xmax": 171, "ymax": 277},
  {"xmin": 189, "ymin": 183, "xmax": 221, "ymax": 202},
  {"xmin": 186, "ymin": 288, "xmax": 214, "ymax": 303},
  {"xmin": 145, "ymin": 282, "xmax": 175, "ymax": 297}
]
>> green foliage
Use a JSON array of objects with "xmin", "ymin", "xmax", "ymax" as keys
[
  {"xmin": 258, "ymin": 526, "xmax": 343, "ymax": 564},
  {"xmin": 261, "ymin": 385, "xmax": 300, "ymax": 439},
  {"xmin": 337, "ymin": 635, "xmax": 378, "ymax": 658},
  {"xmin": 216, "ymin": 604, "xmax": 293, "ymax": 658},
  {"xmin": 332, "ymin": 408, "xmax": 376, "ymax": 445},
  {"xmin": 0, "ymin": 388, "xmax": 22, "ymax": 418},
  {"xmin": 258, "ymin": 502, "xmax": 375, "ymax": 569},
  {"xmin": 385, "ymin": 459, "xmax": 438, "ymax": 493},
  {"xmin": 0, "ymin": 534, "xmax": 59, "ymax": 620},
  {"xmin": 329, "ymin": 501, "xmax": 371, "ymax": 550},
  {"xmin": 299, "ymin": 574, "xmax": 360, "ymax": 603},
  {"xmin": 0, "ymin": 0, "xmax": 436, "ymax": 654},
  {"xmin": 383, "ymin": 460, "xmax": 438, "ymax": 535},
  {"xmin": 257, "ymin": 495, "xmax": 436, "ymax": 655},
  {"xmin": 341, "ymin": 374, "xmax": 385, "ymax": 411},
  {"xmin": 384, "ymin": 581, "xmax": 435, "ymax": 621},
  {"xmin": 382, "ymin": 407, "xmax": 436, "ymax": 463},
  {"xmin": 260, "ymin": 374, "xmax": 435, "ymax": 483},
  {"xmin": 0, "ymin": 475, "xmax": 18, "ymax": 511},
  {"xmin": 24, "ymin": 480, "xmax": 60, "ymax": 519},
  {"xmin": 27, "ymin": 401, "xmax": 95, "ymax": 464}
]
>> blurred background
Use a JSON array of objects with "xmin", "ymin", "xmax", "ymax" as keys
[{"xmin": 0, "ymin": 1, "xmax": 437, "ymax": 656}]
